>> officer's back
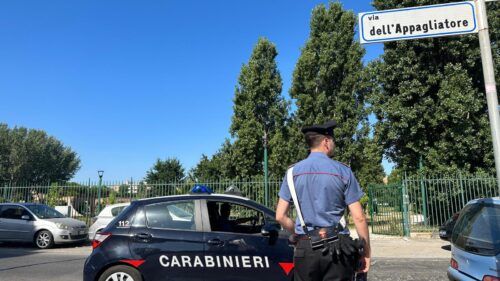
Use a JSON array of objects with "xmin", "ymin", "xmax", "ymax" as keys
[{"xmin": 275, "ymin": 120, "xmax": 371, "ymax": 281}]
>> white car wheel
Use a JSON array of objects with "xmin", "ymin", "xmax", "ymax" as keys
[
  {"xmin": 105, "ymin": 272, "xmax": 134, "ymax": 281},
  {"xmin": 98, "ymin": 265, "xmax": 142, "ymax": 281}
]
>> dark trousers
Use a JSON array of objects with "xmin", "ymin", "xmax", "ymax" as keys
[{"xmin": 293, "ymin": 239, "xmax": 356, "ymax": 281}]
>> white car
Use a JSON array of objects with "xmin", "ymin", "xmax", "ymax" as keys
[{"xmin": 88, "ymin": 203, "xmax": 130, "ymax": 239}]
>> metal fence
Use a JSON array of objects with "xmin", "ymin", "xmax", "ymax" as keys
[
  {"xmin": 0, "ymin": 179, "xmax": 283, "ymax": 226},
  {"xmin": 369, "ymin": 173, "xmax": 499, "ymax": 236}
]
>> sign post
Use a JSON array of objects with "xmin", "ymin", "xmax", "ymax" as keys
[
  {"xmin": 359, "ymin": 0, "xmax": 500, "ymax": 193},
  {"xmin": 475, "ymin": 0, "xmax": 500, "ymax": 195}
]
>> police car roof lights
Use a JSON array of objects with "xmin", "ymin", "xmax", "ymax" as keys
[{"xmin": 190, "ymin": 185, "xmax": 213, "ymax": 194}]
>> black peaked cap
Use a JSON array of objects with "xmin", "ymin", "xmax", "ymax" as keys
[{"xmin": 301, "ymin": 120, "xmax": 337, "ymax": 137}]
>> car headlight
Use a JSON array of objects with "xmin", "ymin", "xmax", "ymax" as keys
[{"xmin": 55, "ymin": 223, "xmax": 72, "ymax": 230}]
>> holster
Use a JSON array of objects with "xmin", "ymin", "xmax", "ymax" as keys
[
  {"xmin": 306, "ymin": 225, "xmax": 365, "ymax": 261},
  {"xmin": 307, "ymin": 226, "xmax": 341, "ymax": 251}
]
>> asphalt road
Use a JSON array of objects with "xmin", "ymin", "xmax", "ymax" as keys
[{"xmin": 0, "ymin": 242, "xmax": 451, "ymax": 281}]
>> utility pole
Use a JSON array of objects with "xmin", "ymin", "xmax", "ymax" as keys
[{"xmin": 475, "ymin": 0, "xmax": 500, "ymax": 195}]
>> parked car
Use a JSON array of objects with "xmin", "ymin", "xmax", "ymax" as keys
[
  {"xmin": 0, "ymin": 203, "xmax": 88, "ymax": 249},
  {"xmin": 439, "ymin": 212, "xmax": 460, "ymax": 241},
  {"xmin": 448, "ymin": 197, "xmax": 500, "ymax": 281},
  {"xmin": 84, "ymin": 186, "xmax": 294, "ymax": 281},
  {"xmin": 89, "ymin": 203, "xmax": 130, "ymax": 239}
]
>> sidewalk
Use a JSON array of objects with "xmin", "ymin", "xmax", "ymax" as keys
[
  {"xmin": 351, "ymin": 231, "xmax": 452, "ymax": 259},
  {"xmin": 370, "ymin": 237, "xmax": 451, "ymax": 259}
]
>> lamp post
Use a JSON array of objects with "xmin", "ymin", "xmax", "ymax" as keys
[
  {"xmin": 263, "ymin": 131, "xmax": 269, "ymax": 207},
  {"xmin": 97, "ymin": 170, "xmax": 104, "ymax": 213}
]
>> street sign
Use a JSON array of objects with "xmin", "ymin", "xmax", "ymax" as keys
[{"xmin": 359, "ymin": 1, "xmax": 478, "ymax": 44}]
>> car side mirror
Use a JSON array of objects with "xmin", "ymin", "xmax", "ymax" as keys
[
  {"xmin": 262, "ymin": 222, "xmax": 280, "ymax": 245},
  {"xmin": 21, "ymin": 215, "xmax": 30, "ymax": 220},
  {"xmin": 261, "ymin": 222, "xmax": 280, "ymax": 237}
]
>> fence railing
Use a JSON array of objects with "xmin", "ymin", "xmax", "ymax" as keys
[
  {"xmin": 369, "ymin": 173, "xmax": 498, "ymax": 236},
  {"xmin": 0, "ymin": 179, "xmax": 283, "ymax": 226}
]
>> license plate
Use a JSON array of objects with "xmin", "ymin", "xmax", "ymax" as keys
[
  {"xmin": 79, "ymin": 230, "xmax": 85, "ymax": 235},
  {"xmin": 439, "ymin": 230, "xmax": 447, "ymax": 236}
]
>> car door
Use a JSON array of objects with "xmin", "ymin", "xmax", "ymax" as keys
[
  {"xmin": 0, "ymin": 205, "xmax": 6, "ymax": 240},
  {"xmin": 202, "ymin": 199, "xmax": 294, "ymax": 281},
  {"xmin": 128, "ymin": 199, "xmax": 205, "ymax": 281},
  {"xmin": 0, "ymin": 205, "xmax": 35, "ymax": 241}
]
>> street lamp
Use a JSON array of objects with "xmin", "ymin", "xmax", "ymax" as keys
[
  {"xmin": 263, "ymin": 131, "xmax": 269, "ymax": 207},
  {"xmin": 97, "ymin": 170, "xmax": 104, "ymax": 213}
]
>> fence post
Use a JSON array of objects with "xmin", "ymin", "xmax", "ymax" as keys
[
  {"xmin": 459, "ymin": 172, "xmax": 466, "ymax": 209},
  {"xmin": 368, "ymin": 185, "xmax": 375, "ymax": 234},
  {"xmin": 401, "ymin": 181, "xmax": 411, "ymax": 237},
  {"xmin": 420, "ymin": 176, "xmax": 428, "ymax": 226}
]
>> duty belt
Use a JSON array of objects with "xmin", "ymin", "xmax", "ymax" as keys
[{"xmin": 301, "ymin": 225, "xmax": 343, "ymax": 251}]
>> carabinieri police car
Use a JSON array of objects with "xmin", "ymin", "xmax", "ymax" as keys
[{"xmin": 84, "ymin": 186, "xmax": 294, "ymax": 281}]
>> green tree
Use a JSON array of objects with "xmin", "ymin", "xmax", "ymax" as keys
[
  {"xmin": 289, "ymin": 2, "xmax": 383, "ymax": 185},
  {"xmin": 368, "ymin": 0, "xmax": 499, "ymax": 173},
  {"xmin": 47, "ymin": 183, "xmax": 63, "ymax": 207},
  {"xmin": 0, "ymin": 124, "xmax": 80, "ymax": 184},
  {"xmin": 189, "ymin": 154, "xmax": 221, "ymax": 181},
  {"xmin": 230, "ymin": 37, "xmax": 289, "ymax": 178},
  {"xmin": 118, "ymin": 184, "xmax": 130, "ymax": 196},
  {"xmin": 107, "ymin": 190, "xmax": 117, "ymax": 205},
  {"xmin": 190, "ymin": 139, "xmax": 237, "ymax": 181},
  {"xmin": 145, "ymin": 157, "xmax": 185, "ymax": 183}
]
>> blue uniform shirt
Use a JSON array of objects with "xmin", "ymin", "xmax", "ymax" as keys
[{"xmin": 278, "ymin": 152, "xmax": 364, "ymax": 235}]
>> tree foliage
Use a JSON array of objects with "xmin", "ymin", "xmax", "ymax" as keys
[
  {"xmin": 229, "ymin": 37, "xmax": 290, "ymax": 178},
  {"xmin": 190, "ymin": 139, "xmax": 237, "ymax": 181},
  {"xmin": 0, "ymin": 123, "xmax": 80, "ymax": 184},
  {"xmin": 145, "ymin": 157, "xmax": 185, "ymax": 183},
  {"xmin": 368, "ymin": 0, "xmax": 499, "ymax": 173},
  {"xmin": 289, "ymin": 2, "xmax": 384, "ymax": 187}
]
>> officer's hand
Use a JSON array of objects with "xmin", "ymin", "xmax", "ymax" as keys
[
  {"xmin": 288, "ymin": 234, "xmax": 299, "ymax": 246},
  {"xmin": 357, "ymin": 256, "xmax": 370, "ymax": 273}
]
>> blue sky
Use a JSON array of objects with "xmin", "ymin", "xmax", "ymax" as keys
[{"xmin": 0, "ymin": 0, "xmax": 388, "ymax": 182}]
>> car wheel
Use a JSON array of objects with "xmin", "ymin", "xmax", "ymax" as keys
[
  {"xmin": 35, "ymin": 230, "xmax": 54, "ymax": 249},
  {"xmin": 98, "ymin": 265, "xmax": 143, "ymax": 281}
]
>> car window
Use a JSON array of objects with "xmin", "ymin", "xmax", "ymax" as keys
[
  {"xmin": 111, "ymin": 206, "xmax": 128, "ymax": 217},
  {"xmin": 145, "ymin": 201, "xmax": 195, "ymax": 230},
  {"xmin": 207, "ymin": 201, "xmax": 264, "ymax": 234},
  {"xmin": 26, "ymin": 204, "xmax": 65, "ymax": 219},
  {"xmin": 452, "ymin": 202, "xmax": 500, "ymax": 256},
  {"xmin": 0, "ymin": 205, "xmax": 30, "ymax": 220}
]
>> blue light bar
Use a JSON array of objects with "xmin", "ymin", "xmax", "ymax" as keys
[{"xmin": 190, "ymin": 185, "xmax": 213, "ymax": 194}]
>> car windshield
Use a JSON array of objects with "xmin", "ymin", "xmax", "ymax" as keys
[
  {"xmin": 452, "ymin": 201, "xmax": 500, "ymax": 256},
  {"xmin": 26, "ymin": 205, "xmax": 65, "ymax": 219}
]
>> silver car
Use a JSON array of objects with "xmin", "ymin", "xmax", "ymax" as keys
[
  {"xmin": 448, "ymin": 197, "xmax": 500, "ymax": 281},
  {"xmin": 88, "ymin": 202, "xmax": 130, "ymax": 239},
  {"xmin": 0, "ymin": 203, "xmax": 88, "ymax": 249}
]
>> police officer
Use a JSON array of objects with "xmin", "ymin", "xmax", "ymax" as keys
[{"xmin": 275, "ymin": 120, "xmax": 371, "ymax": 281}]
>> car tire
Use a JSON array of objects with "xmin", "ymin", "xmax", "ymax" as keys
[
  {"xmin": 34, "ymin": 230, "xmax": 54, "ymax": 249},
  {"xmin": 98, "ymin": 265, "xmax": 143, "ymax": 281}
]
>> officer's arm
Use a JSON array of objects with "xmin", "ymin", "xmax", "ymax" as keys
[
  {"xmin": 275, "ymin": 198, "xmax": 295, "ymax": 234},
  {"xmin": 348, "ymin": 201, "xmax": 371, "ymax": 259}
]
